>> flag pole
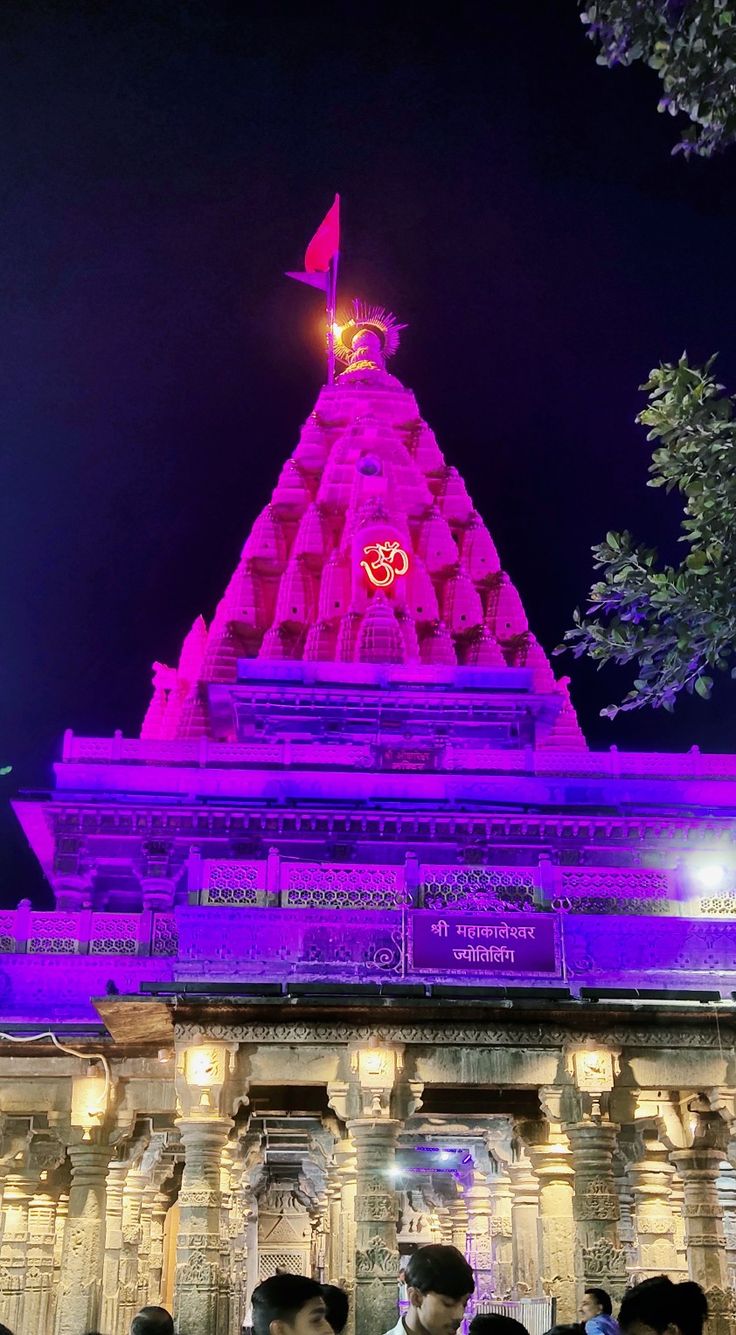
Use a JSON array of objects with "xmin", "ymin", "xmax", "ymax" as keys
[{"xmin": 327, "ymin": 249, "xmax": 339, "ymax": 385}]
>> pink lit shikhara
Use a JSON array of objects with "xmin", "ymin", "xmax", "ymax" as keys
[
  {"xmin": 139, "ymin": 299, "xmax": 585, "ymax": 750},
  {"xmin": 360, "ymin": 539, "xmax": 409, "ymax": 588}
]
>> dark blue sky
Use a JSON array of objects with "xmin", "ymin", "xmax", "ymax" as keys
[{"xmin": 3, "ymin": 1, "xmax": 736, "ymax": 904}]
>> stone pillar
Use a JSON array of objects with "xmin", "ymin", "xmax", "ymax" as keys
[
  {"xmin": 148, "ymin": 1189, "xmax": 171, "ymax": 1305},
  {"xmin": 528, "ymin": 1135, "xmax": 576, "ymax": 1323},
  {"xmin": 670, "ymin": 1174, "xmax": 688, "ymax": 1273},
  {"xmin": 25, "ymin": 1189, "xmax": 57, "ymax": 1335},
  {"xmin": 138, "ymin": 1184, "xmax": 157, "ymax": 1314},
  {"xmin": 51, "ymin": 1192, "xmax": 69, "ymax": 1325},
  {"xmin": 488, "ymin": 1167, "xmax": 514, "ymax": 1298},
  {"xmin": 628, "ymin": 1132, "xmax": 679, "ymax": 1280},
  {"xmin": 118, "ymin": 1167, "xmax": 147, "ymax": 1335},
  {"xmin": 174, "ymin": 1117, "xmax": 233, "ymax": 1335},
  {"xmin": 244, "ymin": 1188, "xmax": 259, "ymax": 1314},
  {"xmin": 173, "ymin": 1039, "xmax": 236, "ymax": 1335},
  {"xmin": 672, "ymin": 1110, "xmax": 734, "ymax": 1335},
  {"xmin": 615, "ymin": 1172, "xmax": 637, "ymax": 1273},
  {"xmin": 448, "ymin": 1184, "xmax": 469, "ymax": 1255},
  {"xmin": 436, "ymin": 1203, "xmax": 453, "ymax": 1245},
  {"xmin": 0, "ymin": 1172, "xmax": 34, "ymax": 1335},
  {"xmin": 55, "ymin": 1142, "xmax": 110, "ymax": 1335},
  {"xmin": 336, "ymin": 1139, "xmax": 357, "ymax": 1335},
  {"xmin": 326, "ymin": 1164, "xmax": 342, "ymax": 1281},
  {"xmin": 347, "ymin": 1119, "xmax": 400, "ymax": 1335},
  {"xmin": 223, "ymin": 1149, "xmax": 248, "ymax": 1335},
  {"xmin": 100, "ymin": 1158, "xmax": 127, "ymax": 1335},
  {"xmin": 567, "ymin": 1120, "xmax": 627, "ymax": 1303},
  {"xmin": 718, "ymin": 1163, "xmax": 736, "ymax": 1293},
  {"xmin": 465, "ymin": 1171, "xmax": 494, "ymax": 1300},
  {"xmin": 509, "ymin": 1155, "xmax": 540, "ymax": 1297}
]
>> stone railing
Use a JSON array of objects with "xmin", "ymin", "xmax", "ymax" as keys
[
  {"xmin": 0, "ymin": 906, "xmax": 178, "ymax": 957},
  {"xmin": 58, "ymin": 731, "xmax": 736, "ymax": 781}
]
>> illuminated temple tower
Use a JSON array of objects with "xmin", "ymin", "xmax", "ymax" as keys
[{"xmin": 6, "ymin": 306, "xmax": 736, "ymax": 1335}]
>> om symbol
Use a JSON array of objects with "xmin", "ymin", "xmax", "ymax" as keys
[{"xmin": 360, "ymin": 540, "xmax": 410, "ymax": 588}]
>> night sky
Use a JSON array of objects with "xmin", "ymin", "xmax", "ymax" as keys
[{"xmin": 3, "ymin": 1, "xmax": 736, "ymax": 906}]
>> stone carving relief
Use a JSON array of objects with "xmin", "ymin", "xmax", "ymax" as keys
[
  {"xmin": 581, "ymin": 1236, "xmax": 629, "ymax": 1279},
  {"xmin": 355, "ymin": 1236, "xmax": 398, "ymax": 1278},
  {"xmin": 577, "ymin": 1178, "xmax": 620, "ymax": 1220},
  {"xmin": 174, "ymin": 1020, "xmax": 727, "ymax": 1049}
]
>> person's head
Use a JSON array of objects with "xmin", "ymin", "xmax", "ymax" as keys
[
  {"xmin": 405, "ymin": 1244, "xmax": 475, "ymax": 1335},
  {"xmin": 321, "ymin": 1284, "xmax": 349, "ymax": 1335},
  {"xmin": 131, "ymin": 1308, "xmax": 175, "ymax": 1335},
  {"xmin": 0, "ymin": 1325, "xmax": 15, "ymax": 1335},
  {"xmin": 252, "ymin": 1275, "xmax": 334, "ymax": 1335},
  {"xmin": 619, "ymin": 1277, "xmax": 708, "ymax": 1335},
  {"xmin": 581, "ymin": 1290, "xmax": 613, "ymax": 1321},
  {"xmin": 470, "ymin": 1316, "xmax": 530, "ymax": 1335}
]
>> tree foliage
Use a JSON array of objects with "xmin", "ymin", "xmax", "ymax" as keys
[
  {"xmin": 579, "ymin": 1, "xmax": 736, "ymax": 156},
  {"xmin": 558, "ymin": 356, "xmax": 736, "ymax": 716}
]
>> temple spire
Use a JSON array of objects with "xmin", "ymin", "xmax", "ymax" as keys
[{"xmin": 141, "ymin": 305, "xmax": 585, "ymax": 749}]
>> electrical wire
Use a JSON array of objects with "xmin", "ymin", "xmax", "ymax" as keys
[{"xmin": 0, "ymin": 1030, "xmax": 111, "ymax": 1116}]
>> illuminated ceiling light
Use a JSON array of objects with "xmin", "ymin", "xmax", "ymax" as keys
[{"xmin": 438, "ymin": 1150, "xmax": 451, "ymax": 1162}]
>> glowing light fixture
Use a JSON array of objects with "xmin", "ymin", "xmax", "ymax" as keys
[{"xmin": 691, "ymin": 862, "xmax": 727, "ymax": 892}]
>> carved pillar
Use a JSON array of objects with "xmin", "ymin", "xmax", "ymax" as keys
[
  {"xmin": 175, "ymin": 1118, "xmax": 233, "ymax": 1335},
  {"xmin": 223, "ymin": 1149, "xmax": 247, "ymax": 1335},
  {"xmin": 672, "ymin": 1105, "xmax": 734, "ymax": 1335},
  {"xmin": 347, "ymin": 1119, "xmax": 400, "ymax": 1335},
  {"xmin": 628, "ymin": 1131, "xmax": 679, "ymax": 1280},
  {"xmin": 669, "ymin": 1173, "xmax": 687, "ymax": 1274},
  {"xmin": 326, "ymin": 1163, "xmax": 342, "ymax": 1281},
  {"xmin": 509, "ymin": 1155, "xmax": 540, "ymax": 1297},
  {"xmin": 138, "ymin": 1184, "xmax": 157, "ymax": 1313},
  {"xmin": 718, "ymin": 1164, "xmax": 736, "ymax": 1293},
  {"xmin": 567, "ymin": 1120, "xmax": 627, "ymax": 1303},
  {"xmin": 100, "ymin": 1158, "xmax": 127, "ymax": 1335},
  {"xmin": 448, "ymin": 1185, "xmax": 469, "ymax": 1255},
  {"xmin": 51, "ymin": 1192, "xmax": 68, "ymax": 1323},
  {"xmin": 117, "ymin": 1167, "xmax": 146, "ymax": 1335},
  {"xmin": 0, "ymin": 1173, "xmax": 35, "ymax": 1335},
  {"xmin": 615, "ymin": 1171, "xmax": 636, "ymax": 1272},
  {"xmin": 55, "ymin": 1142, "xmax": 110, "ymax": 1335},
  {"xmin": 436, "ymin": 1203, "xmax": 453, "ymax": 1245},
  {"xmin": 173, "ymin": 1040, "xmax": 236, "ymax": 1335},
  {"xmin": 244, "ymin": 1188, "xmax": 259, "ymax": 1316},
  {"xmin": 335, "ymin": 1138, "xmax": 357, "ymax": 1335},
  {"xmin": 465, "ymin": 1171, "xmax": 493, "ymax": 1301},
  {"xmin": 488, "ymin": 1167, "xmax": 513, "ymax": 1298},
  {"xmin": 148, "ymin": 1189, "xmax": 171, "ymax": 1305},
  {"xmin": 25, "ymin": 1189, "xmax": 57, "ymax": 1335},
  {"xmin": 529, "ymin": 1132, "xmax": 576, "ymax": 1322}
]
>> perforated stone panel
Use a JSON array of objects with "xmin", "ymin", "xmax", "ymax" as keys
[
  {"xmin": 561, "ymin": 868, "xmax": 670, "ymax": 898},
  {"xmin": 699, "ymin": 892, "xmax": 736, "ymax": 917},
  {"xmin": 202, "ymin": 860, "xmax": 262, "ymax": 905},
  {"xmin": 282, "ymin": 863, "xmax": 407, "ymax": 909},
  {"xmin": 152, "ymin": 914, "xmax": 179, "ymax": 955},
  {"xmin": 89, "ymin": 913, "xmax": 139, "ymax": 954},
  {"xmin": 422, "ymin": 867, "xmax": 537, "ymax": 912},
  {"xmin": 27, "ymin": 912, "xmax": 81, "ymax": 954},
  {"xmin": 259, "ymin": 1252, "xmax": 307, "ymax": 1279}
]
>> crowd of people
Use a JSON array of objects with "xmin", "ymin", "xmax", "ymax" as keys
[{"xmin": 0, "ymin": 1245, "xmax": 713, "ymax": 1335}]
